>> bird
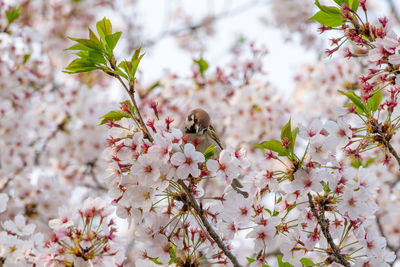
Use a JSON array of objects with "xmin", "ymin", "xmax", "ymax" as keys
[
  {"xmin": 184, "ymin": 108, "xmax": 223, "ymax": 155},
  {"xmin": 183, "ymin": 108, "xmax": 248, "ymax": 198}
]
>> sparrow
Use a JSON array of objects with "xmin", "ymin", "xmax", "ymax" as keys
[
  {"xmin": 184, "ymin": 108, "xmax": 223, "ymax": 154},
  {"xmin": 184, "ymin": 108, "xmax": 248, "ymax": 198}
]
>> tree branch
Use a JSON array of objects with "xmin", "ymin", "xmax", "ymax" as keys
[
  {"xmin": 376, "ymin": 215, "xmax": 399, "ymax": 253},
  {"xmin": 307, "ymin": 193, "xmax": 350, "ymax": 267},
  {"xmin": 370, "ymin": 119, "xmax": 400, "ymax": 184},
  {"xmin": 114, "ymin": 75, "xmax": 153, "ymax": 142},
  {"xmin": 178, "ymin": 179, "xmax": 242, "ymax": 267}
]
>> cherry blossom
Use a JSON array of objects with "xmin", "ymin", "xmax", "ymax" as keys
[
  {"xmin": 170, "ymin": 143, "xmax": 205, "ymax": 179},
  {"xmin": 206, "ymin": 150, "xmax": 240, "ymax": 184}
]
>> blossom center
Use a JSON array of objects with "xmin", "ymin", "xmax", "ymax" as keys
[{"xmin": 185, "ymin": 157, "xmax": 193, "ymax": 164}]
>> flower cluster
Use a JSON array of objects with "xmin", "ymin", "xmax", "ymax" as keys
[{"xmin": 39, "ymin": 197, "xmax": 124, "ymax": 266}]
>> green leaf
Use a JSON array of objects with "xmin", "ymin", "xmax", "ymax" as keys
[
  {"xmin": 246, "ymin": 257, "xmax": 256, "ymax": 263},
  {"xmin": 255, "ymin": 140, "xmax": 288, "ymax": 157},
  {"xmin": 63, "ymin": 58, "xmax": 98, "ymax": 74},
  {"xmin": 292, "ymin": 127, "xmax": 298, "ymax": 151},
  {"xmin": 300, "ymin": 257, "xmax": 315, "ymax": 266},
  {"xmin": 75, "ymin": 50, "xmax": 106, "ymax": 65},
  {"xmin": 65, "ymin": 43, "xmax": 95, "ymax": 51},
  {"xmin": 168, "ymin": 244, "xmax": 177, "ymax": 265},
  {"xmin": 5, "ymin": 6, "xmax": 21, "ymax": 24},
  {"xmin": 193, "ymin": 57, "xmax": 209, "ymax": 75},
  {"xmin": 105, "ymin": 32, "xmax": 122, "ymax": 52},
  {"xmin": 322, "ymin": 181, "xmax": 331, "ymax": 192},
  {"xmin": 338, "ymin": 90, "xmax": 368, "ymax": 116},
  {"xmin": 277, "ymin": 255, "xmax": 293, "ymax": 267},
  {"xmin": 281, "ymin": 119, "xmax": 294, "ymax": 152},
  {"xmin": 364, "ymin": 157, "xmax": 375, "ymax": 167},
  {"xmin": 68, "ymin": 37, "xmax": 102, "ymax": 52},
  {"xmin": 23, "ymin": 54, "xmax": 30, "ymax": 64},
  {"xmin": 315, "ymin": 0, "xmax": 341, "ymax": 14},
  {"xmin": 106, "ymin": 69, "xmax": 129, "ymax": 80},
  {"xmin": 119, "ymin": 60, "xmax": 132, "ymax": 77},
  {"xmin": 367, "ymin": 89, "xmax": 382, "ymax": 113},
  {"xmin": 351, "ymin": 159, "xmax": 362, "ymax": 168},
  {"xmin": 309, "ymin": 11, "xmax": 346, "ymax": 27},
  {"xmin": 347, "ymin": 0, "xmax": 359, "ymax": 11},
  {"xmin": 149, "ymin": 257, "xmax": 163, "ymax": 265},
  {"xmin": 96, "ymin": 17, "xmax": 112, "ymax": 40},
  {"xmin": 204, "ymin": 145, "xmax": 217, "ymax": 161},
  {"xmin": 131, "ymin": 45, "xmax": 145, "ymax": 78},
  {"xmin": 98, "ymin": 110, "xmax": 130, "ymax": 125},
  {"xmin": 88, "ymin": 26, "xmax": 101, "ymax": 43},
  {"xmin": 146, "ymin": 81, "xmax": 161, "ymax": 94},
  {"xmin": 333, "ymin": 0, "xmax": 346, "ymax": 5}
]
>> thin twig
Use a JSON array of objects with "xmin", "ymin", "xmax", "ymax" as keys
[
  {"xmin": 85, "ymin": 160, "xmax": 107, "ymax": 191},
  {"xmin": 178, "ymin": 179, "xmax": 242, "ymax": 267},
  {"xmin": 114, "ymin": 75, "xmax": 153, "ymax": 142},
  {"xmin": 370, "ymin": 120, "xmax": 400, "ymax": 183},
  {"xmin": 307, "ymin": 193, "xmax": 350, "ymax": 267},
  {"xmin": 376, "ymin": 215, "xmax": 399, "ymax": 253}
]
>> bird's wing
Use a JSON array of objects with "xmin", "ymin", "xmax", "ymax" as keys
[{"xmin": 207, "ymin": 125, "xmax": 224, "ymax": 150}]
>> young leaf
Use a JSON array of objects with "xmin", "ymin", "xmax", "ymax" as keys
[
  {"xmin": 348, "ymin": 0, "xmax": 359, "ymax": 11},
  {"xmin": 203, "ymin": 145, "xmax": 217, "ymax": 161},
  {"xmin": 333, "ymin": 0, "xmax": 346, "ymax": 5},
  {"xmin": 292, "ymin": 127, "xmax": 299, "ymax": 151},
  {"xmin": 5, "ymin": 6, "xmax": 21, "ymax": 24},
  {"xmin": 98, "ymin": 110, "xmax": 131, "ymax": 125},
  {"xmin": 75, "ymin": 50, "xmax": 106, "ymax": 65},
  {"xmin": 246, "ymin": 257, "xmax": 256, "ymax": 263},
  {"xmin": 277, "ymin": 255, "xmax": 293, "ymax": 267},
  {"xmin": 300, "ymin": 257, "xmax": 315, "ymax": 266},
  {"xmin": 309, "ymin": 11, "xmax": 346, "ymax": 27},
  {"xmin": 367, "ymin": 90, "xmax": 382, "ymax": 113},
  {"xmin": 193, "ymin": 57, "xmax": 209, "ymax": 76},
  {"xmin": 96, "ymin": 17, "xmax": 113, "ymax": 40},
  {"xmin": 314, "ymin": 0, "xmax": 341, "ymax": 14},
  {"xmin": 63, "ymin": 58, "xmax": 98, "ymax": 74},
  {"xmin": 105, "ymin": 32, "xmax": 122, "ymax": 52},
  {"xmin": 23, "ymin": 54, "xmax": 30, "ymax": 64},
  {"xmin": 88, "ymin": 27, "xmax": 101, "ymax": 44},
  {"xmin": 338, "ymin": 90, "xmax": 368, "ymax": 116},
  {"xmin": 65, "ymin": 43, "xmax": 94, "ymax": 51},
  {"xmin": 119, "ymin": 61, "xmax": 132, "ymax": 77},
  {"xmin": 168, "ymin": 244, "xmax": 177, "ymax": 265},
  {"xmin": 68, "ymin": 37, "xmax": 102, "ymax": 52},
  {"xmin": 255, "ymin": 140, "xmax": 288, "ymax": 157},
  {"xmin": 148, "ymin": 257, "xmax": 163, "ymax": 265},
  {"xmin": 131, "ymin": 46, "xmax": 145, "ymax": 78},
  {"xmin": 281, "ymin": 119, "xmax": 295, "ymax": 152}
]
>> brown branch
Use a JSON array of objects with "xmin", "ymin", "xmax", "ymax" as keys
[
  {"xmin": 370, "ymin": 120, "xmax": 400, "ymax": 184},
  {"xmin": 85, "ymin": 160, "xmax": 107, "ymax": 191},
  {"xmin": 178, "ymin": 179, "xmax": 242, "ymax": 267},
  {"xmin": 307, "ymin": 193, "xmax": 350, "ymax": 267},
  {"xmin": 114, "ymin": 75, "xmax": 153, "ymax": 142},
  {"xmin": 376, "ymin": 216, "xmax": 399, "ymax": 254}
]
